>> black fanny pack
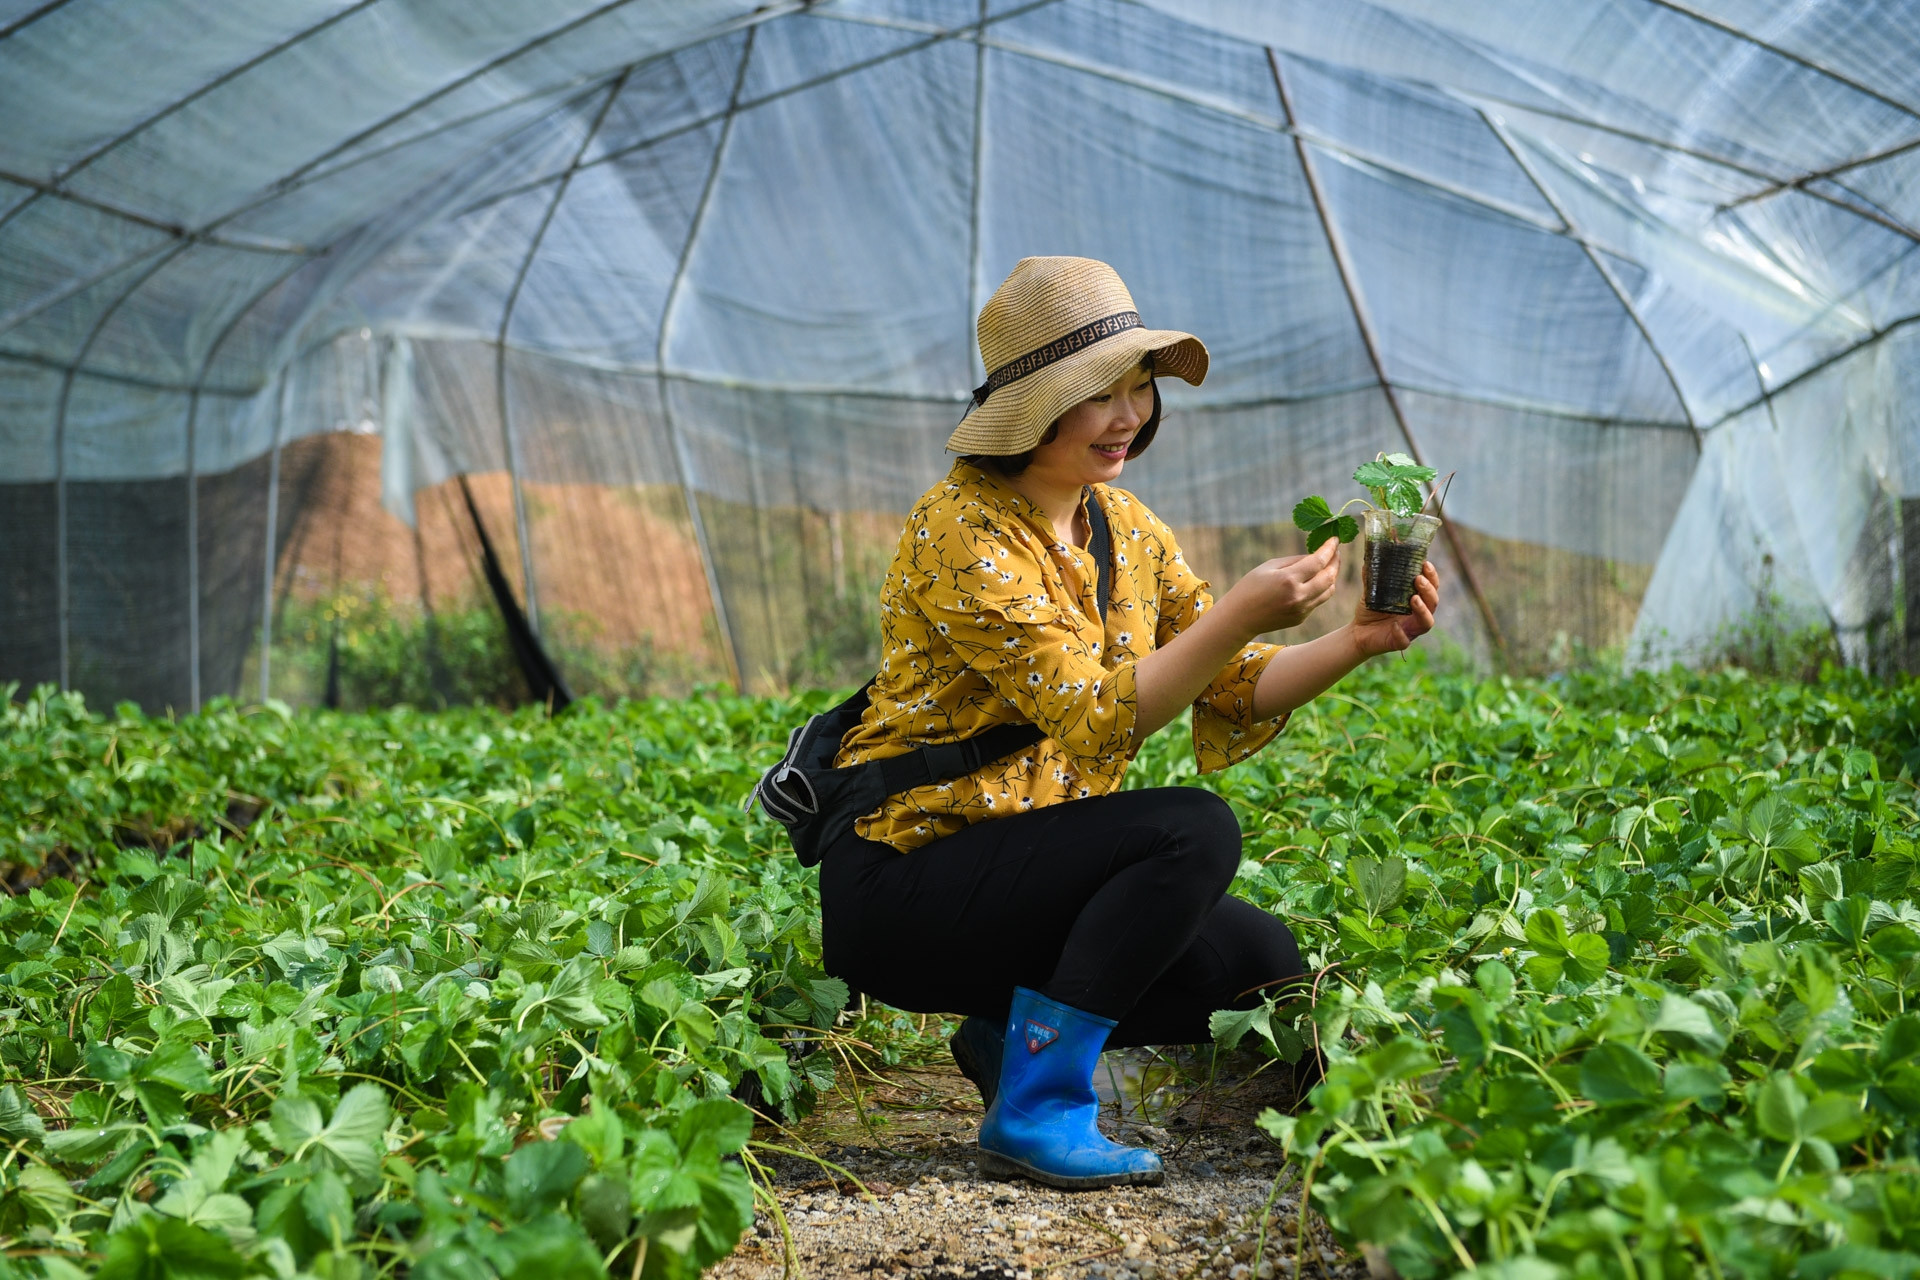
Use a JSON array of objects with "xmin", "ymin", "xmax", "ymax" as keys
[{"xmin": 749, "ymin": 492, "xmax": 1112, "ymax": 866}]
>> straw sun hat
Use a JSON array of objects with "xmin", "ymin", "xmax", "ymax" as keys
[{"xmin": 947, "ymin": 256, "xmax": 1209, "ymax": 456}]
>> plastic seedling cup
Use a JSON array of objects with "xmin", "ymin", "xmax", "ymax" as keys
[{"xmin": 1362, "ymin": 510, "xmax": 1441, "ymax": 615}]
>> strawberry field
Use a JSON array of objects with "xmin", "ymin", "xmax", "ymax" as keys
[{"xmin": 2, "ymin": 660, "xmax": 1918, "ymax": 1280}]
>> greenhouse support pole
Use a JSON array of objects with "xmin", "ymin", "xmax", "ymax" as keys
[
  {"xmin": 183, "ymin": 253, "xmax": 313, "ymax": 711},
  {"xmin": 1480, "ymin": 112, "xmax": 1702, "ymax": 452},
  {"xmin": 185, "ymin": 394, "xmax": 201, "ymax": 712},
  {"xmin": 259, "ymin": 369, "xmax": 290, "ymax": 702},
  {"xmin": 51, "ymin": 241, "xmax": 193, "ymax": 698},
  {"xmin": 655, "ymin": 27, "xmax": 760, "ymax": 693},
  {"xmin": 54, "ymin": 367, "xmax": 67, "ymax": 694},
  {"xmin": 965, "ymin": 0, "xmax": 989, "ymax": 384},
  {"xmin": 493, "ymin": 69, "xmax": 633, "ymax": 636},
  {"xmin": 1267, "ymin": 48, "xmax": 1509, "ymax": 661}
]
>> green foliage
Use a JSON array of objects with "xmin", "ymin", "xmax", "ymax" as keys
[
  {"xmin": 0, "ymin": 684, "xmax": 853, "ymax": 1278},
  {"xmin": 1352, "ymin": 452, "xmax": 1438, "ymax": 518},
  {"xmin": 6, "ymin": 658, "xmax": 1920, "ymax": 1278},
  {"xmin": 1292, "ymin": 495, "xmax": 1359, "ymax": 553},
  {"xmin": 1126, "ymin": 658, "xmax": 1920, "ymax": 1278},
  {"xmin": 275, "ymin": 588, "xmax": 526, "ymax": 709},
  {"xmin": 1293, "ymin": 451, "xmax": 1439, "ymax": 549}
]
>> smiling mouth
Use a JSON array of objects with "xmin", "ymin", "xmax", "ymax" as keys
[{"xmin": 1092, "ymin": 440, "xmax": 1131, "ymax": 457}]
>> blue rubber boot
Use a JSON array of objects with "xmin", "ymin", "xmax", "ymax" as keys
[{"xmin": 976, "ymin": 987, "xmax": 1163, "ymax": 1189}]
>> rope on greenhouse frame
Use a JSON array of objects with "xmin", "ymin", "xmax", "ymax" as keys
[
  {"xmin": 456, "ymin": 474, "xmax": 572, "ymax": 712},
  {"xmin": 1266, "ymin": 48, "xmax": 1510, "ymax": 661},
  {"xmin": 1478, "ymin": 110, "xmax": 1702, "ymax": 453}
]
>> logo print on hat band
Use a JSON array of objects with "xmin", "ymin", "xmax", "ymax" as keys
[
  {"xmin": 1024, "ymin": 1019, "xmax": 1059, "ymax": 1053},
  {"xmin": 972, "ymin": 311, "xmax": 1143, "ymax": 406}
]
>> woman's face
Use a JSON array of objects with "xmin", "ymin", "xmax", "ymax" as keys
[{"xmin": 1026, "ymin": 360, "xmax": 1155, "ymax": 492}]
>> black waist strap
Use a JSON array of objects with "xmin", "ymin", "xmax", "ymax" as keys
[{"xmin": 874, "ymin": 720, "xmax": 1048, "ymax": 796}]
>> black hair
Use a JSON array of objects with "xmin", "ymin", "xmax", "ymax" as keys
[{"xmin": 963, "ymin": 352, "xmax": 1160, "ymax": 478}]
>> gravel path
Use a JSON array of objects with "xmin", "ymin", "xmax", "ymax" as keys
[{"xmin": 718, "ymin": 1052, "xmax": 1376, "ymax": 1280}]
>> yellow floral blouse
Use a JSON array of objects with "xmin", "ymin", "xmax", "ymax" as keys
[{"xmin": 835, "ymin": 460, "xmax": 1288, "ymax": 852}]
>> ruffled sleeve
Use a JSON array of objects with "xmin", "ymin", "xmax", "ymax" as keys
[
  {"xmin": 1147, "ymin": 517, "xmax": 1288, "ymax": 773},
  {"xmin": 903, "ymin": 504, "xmax": 1138, "ymax": 761}
]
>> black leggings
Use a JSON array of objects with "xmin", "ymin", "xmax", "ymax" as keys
[{"xmin": 819, "ymin": 787, "xmax": 1305, "ymax": 1048}]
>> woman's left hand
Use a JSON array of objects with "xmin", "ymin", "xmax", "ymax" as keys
[{"xmin": 1350, "ymin": 560, "xmax": 1441, "ymax": 658}]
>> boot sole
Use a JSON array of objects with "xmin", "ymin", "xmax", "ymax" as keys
[{"xmin": 975, "ymin": 1148, "xmax": 1164, "ymax": 1190}]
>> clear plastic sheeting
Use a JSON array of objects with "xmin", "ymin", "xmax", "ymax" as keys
[{"xmin": 3, "ymin": 0, "xmax": 1919, "ymax": 708}]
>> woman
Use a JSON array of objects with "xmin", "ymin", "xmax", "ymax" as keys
[{"xmin": 823, "ymin": 256, "xmax": 1441, "ymax": 1189}]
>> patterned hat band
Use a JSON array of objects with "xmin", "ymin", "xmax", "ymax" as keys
[{"xmin": 971, "ymin": 310, "xmax": 1142, "ymax": 406}]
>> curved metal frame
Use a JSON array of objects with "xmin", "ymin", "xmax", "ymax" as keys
[
  {"xmin": 964, "ymin": 0, "xmax": 990, "ymax": 386},
  {"xmin": 460, "ymin": 0, "xmax": 1062, "ymax": 219},
  {"xmin": 491, "ymin": 68, "xmax": 634, "ymax": 634},
  {"xmin": 1479, "ymin": 110, "xmax": 1703, "ymax": 451},
  {"xmin": 0, "ymin": 0, "xmax": 76, "ymax": 42},
  {"xmin": 182, "ymin": 251, "xmax": 318, "ymax": 709},
  {"xmin": 1268, "ymin": 48, "xmax": 1510, "ymax": 660},
  {"xmin": 258, "ymin": 366, "xmax": 292, "ymax": 702},
  {"xmin": 52, "ymin": 241, "xmax": 193, "ymax": 692},
  {"xmin": 1646, "ymin": 0, "xmax": 1920, "ymax": 122},
  {"xmin": 19, "ymin": 0, "xmax": 1920, "ymax": 699},
  {"xmin": 654, "ymin": 24, "xmax": 759, "ymax": 692},
  {"xmin": 0, "ymin": 4, "xmax": 802, "ymax": 343}
]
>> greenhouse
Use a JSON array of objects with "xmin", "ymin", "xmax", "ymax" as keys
[
  {"xmin": 7, "ymin": 4, "xmax": 1920, "ymax": 1280},
  {"xmin": 4, "ymin": 0, "xmax": 1918, "ymax": 710}
]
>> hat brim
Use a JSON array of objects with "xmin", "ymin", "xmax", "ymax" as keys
[{"xmin": 946, "ymin": 328, "xmax": 1207, "ymax": 456}]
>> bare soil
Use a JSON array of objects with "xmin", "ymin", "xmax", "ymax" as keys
[{"xmin": 720, "ymin": 1053, "xmax": 1376, "ymax": 1280}]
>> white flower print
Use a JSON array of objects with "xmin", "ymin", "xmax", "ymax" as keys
[{"xmin": 843, "ymin": 461, "xmax": 1286, "ymax": 851}]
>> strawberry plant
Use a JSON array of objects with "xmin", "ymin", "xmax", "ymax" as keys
[
  {"xmin": 0, "ymin": 685, "xmax": 852, "ymax": 1280},
  {"xmin": 1127, "ymin": 659, "xmax": 1920, "ymax": 1278},
  {"xmin": 2, "ymin": 658, "xmax": 1918, "ymax": 1280},
  {"xmin": 1293, "ymin": 452, "xmax": 1440, "ymax": 552}
]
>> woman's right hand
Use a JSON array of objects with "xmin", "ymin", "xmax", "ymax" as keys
[{"xmin": 1220, "ymin": 538, "xmax": 1341, "ymax": 635}]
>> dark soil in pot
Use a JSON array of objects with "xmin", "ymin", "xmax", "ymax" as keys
[{"xmin": 1364, "ymin": 537, "xmax": 1426, "ymax": 615}]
